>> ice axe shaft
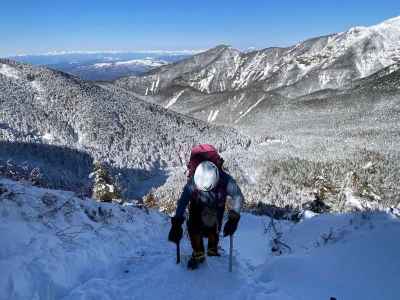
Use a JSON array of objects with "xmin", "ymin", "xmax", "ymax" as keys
[
  {"xmin": 176, "ymin": 242, "xmax": 181, "ymax": 264},
  {"xmin": 229, "ymin": 235, "xmax": 233, "ymax": 272}
]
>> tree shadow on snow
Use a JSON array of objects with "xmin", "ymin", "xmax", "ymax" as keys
[
  {"xmin": 0, "ymin": 141, "xmax": 168, "ymax": 200},
  {"xmin": 108, "ymin": 160, "xmax": 168, "ymax": 200}
]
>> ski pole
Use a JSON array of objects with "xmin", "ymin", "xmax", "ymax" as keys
[
  {"xmin": 176, "ymin": 241, "xmax": 181, "ymax": 264},
  {"xmin": 229, "ymin": 234, "xmax": 233, "ymax": 272}
]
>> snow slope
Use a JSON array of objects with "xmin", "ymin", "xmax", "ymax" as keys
[{"xmin": 1, "ymin": 178, "xmax": 399, "ymax": 300}]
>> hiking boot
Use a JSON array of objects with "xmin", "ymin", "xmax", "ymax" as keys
[
  {"xmin": 187, "ymin": 257, "xmax": 200, "ymax": 270},
  {"xmin": 207, "ymin": 248, "xmax": 221, "ymax": 257},
  {"xmin": 187, "ymin": 252, "xmax": 205, "ymax": 270}
]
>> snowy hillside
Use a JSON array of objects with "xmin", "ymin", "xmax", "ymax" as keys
[
  {"xmin": 0, "ymin": 59, "xmax": 249, "ymax": 198},
  {"xmin": 1, "ymin": 178, "xmax": 400, "ymax": 300}
]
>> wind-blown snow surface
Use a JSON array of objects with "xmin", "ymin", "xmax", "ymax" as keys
[{"xmin": 1, "ymin": 178, "xmax": 399, "ymax": 300}]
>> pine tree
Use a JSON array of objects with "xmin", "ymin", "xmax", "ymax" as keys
[{"xmin": 90, "ymin": 161, "xmax": 121, "ymax": 202}]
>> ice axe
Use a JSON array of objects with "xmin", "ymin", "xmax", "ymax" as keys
[
  {"xmin": 229, "ymin": 234, "xmax": 233, "ymax": 272},
  {"xmin": 176, "ymin": 241, "xmax": 181, "ymax": 264}
]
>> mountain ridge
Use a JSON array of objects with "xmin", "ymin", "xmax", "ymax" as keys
[{"xmin": 116, "ymin": 16, "xmax": 400, "ymax": 100}]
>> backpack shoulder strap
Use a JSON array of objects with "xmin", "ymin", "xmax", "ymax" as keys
[
  {"xmin": 187, "ymin": 177, "xmax": 200, "ymax": 202},
  {"xmin": 216, "ymin": 171, "xmax": 229, "ymax": 197}
]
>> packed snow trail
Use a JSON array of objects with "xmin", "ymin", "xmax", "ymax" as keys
[
  {"xmin": 1, "ymin": 178, "xmax": 400, "ymax": 300},
  {"xmin": 61, "ymin": 214, "xmax": 277, "ymax": 300}
]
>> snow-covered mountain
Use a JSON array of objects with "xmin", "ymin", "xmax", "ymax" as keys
[
  {"xmin": 114, "ymin": 56, "xmax": 400, "ymax": 154},
  {"xmin": 7, "ymin": 51, "xmax": 196, "ymax": 81},
  {"xmin": 93, "ymin": 58, "xmax": 166, "ymax": 69},
  {"xmin": 113, "ymin": 17, "xmax": 400, "ymax": 153},
  {"xmin": 116, "ymin": 16, "xmax": 400, "ymax": 102},
  {"xmin": 70, "ymin": 58, "xmax": 168, "ymax": 81},
  {"xmin": 0, "ymin": 59, "xmax": 249, "ymax": 197}
]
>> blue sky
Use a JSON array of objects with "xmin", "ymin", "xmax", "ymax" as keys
[{"xmin": 1, "ymin": 0, "xmax": 399, "ymax": 56}]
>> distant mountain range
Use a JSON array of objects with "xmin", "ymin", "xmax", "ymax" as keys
[
  {"xmin": 6, "ymin": 51, "xmax": 200, "ymax": 81},
  {"xmin": 115, "ymin": 16, "xmax": 400, "ymax": 128}
]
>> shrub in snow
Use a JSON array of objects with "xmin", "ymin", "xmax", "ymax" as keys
[
  {"xmin": 318, "ymin": 228, "xmax": 338, "ymax": 246},
  {"xmin": 0, "ymin": 183, "xmax": 7, "ymax": 196},
  {"xmin": 248, "ymin": 202, "xmax": 302, "ymax": 221},
  {"xmin": 41, "ymin": 192, "xmax": 58, "ymax": 207},
  {"xmin": 143, "ymin": 189, "xmax": 157, "ymax": 208},
  {"xmin": 265, "ymin": 217, "xmax": 292, "ymax": 255},
  {"xmin": 84, "ymin": 206, "xmax": 114, "ymax": 223},
  {"xmin": 302, "ymin": 198, "xmax": 331, "ymax": 214},
  {"xmin": 0, "ymin": 159, "xmax": 45, "ymax": 187},
  {"xmin": 90, "ymin": 161, "xmax": 121, "ymax": 202}
]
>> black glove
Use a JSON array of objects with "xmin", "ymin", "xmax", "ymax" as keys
[
  {"xmin": 168, "ymin": 216, "xmax": 184, "ymax": 244},
  {"xmin": 223, "ymin": 210, "xmax": 240, "ymax": 237}
]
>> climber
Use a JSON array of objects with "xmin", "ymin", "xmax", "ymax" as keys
[{"xmin": 168, "ymin": 144, "xmax": 244, "ymax": 270}]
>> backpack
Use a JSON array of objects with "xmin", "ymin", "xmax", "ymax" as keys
[
  {"xmin": 187, "ymin": 144, "xmax": 224, "ymax": 178},
  {"xmin": 187, "ymin": 144, "xmax": 227, "ymax": 229}
]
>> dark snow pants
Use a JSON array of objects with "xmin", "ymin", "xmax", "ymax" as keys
[{"xmin": 187, "ymin": 199, "xmax": 224, "ymax": 257}]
